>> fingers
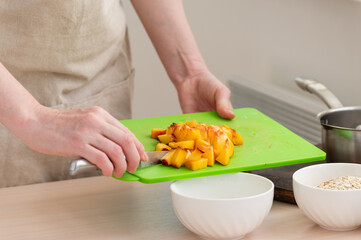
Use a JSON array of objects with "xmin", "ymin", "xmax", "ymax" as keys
[
  {"xmin": 102, "ymin": 111, "xmax": 148, "ymax": 162},
  {"xmin": 215, "ymin": 87, "xmax": 236, "ymax": 120},
  {"xmin": 81, "ymin": 145, "xmax": 115, "ymax": 177},
  {"xmin": 126, "ymin": 130, "xmax": 148, "ymax": 162},
  {"xmin": 101, "ymin": 124, "xmax": 142, "ymax": 174},
  {"xmin": 91, "ymin": 136, "xmax": 130, "ymax": 177},
  {"xmin": 84, "ymin": 130, "xmax": 141, "ymax": 177},
  {"xmin": 77, "ymin": 107, "xmax": 146, "ymax": 177}
]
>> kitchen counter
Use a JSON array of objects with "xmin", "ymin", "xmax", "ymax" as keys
[{"xmin": 0, "ymin": 176, "xmax": 360, "ymax": 240}]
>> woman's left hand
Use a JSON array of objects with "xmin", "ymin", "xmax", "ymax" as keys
[{"xmin": 175, "ymin": 70, "xmax": 235, "ymax": 119}]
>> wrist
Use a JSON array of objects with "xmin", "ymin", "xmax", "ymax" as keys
[
  {"xmin": 0, "ymin": 63, "xmax": 45, "ymax": 139},
  {"xmin": 1, "ymin": 100, "xmax": 43, "ymax": 139},
  {"xmin": 168, "ymin": 51, "xmax": 209, "ymax": 89}
]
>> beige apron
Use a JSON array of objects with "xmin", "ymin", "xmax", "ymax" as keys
[{"xmin": 0, "ymin": 0, "xmax": 134, "ymax": 187}]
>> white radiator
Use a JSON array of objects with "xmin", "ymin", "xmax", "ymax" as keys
[{"xmin": 228, "ymin": 75, "xmax": 328, "ymax": 145}]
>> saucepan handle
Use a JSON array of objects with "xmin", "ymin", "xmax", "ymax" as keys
[{"xmin": 295, "ymin": 77, "xmax": 344, "ymax": 109}]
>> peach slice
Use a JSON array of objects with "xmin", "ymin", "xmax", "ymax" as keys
[
  {"xmin": 185, "ymin": 158, "xmax": 208, "ymax": 171},
  {"xmin": 151, "ymin": 129, "xmax": 166, "ymax": 139},
  {"xmin": 155, "ymin": 143, "xmax": 171, "ymax": 151},
  {"xmin": 172, "ymin": 148, "xmax": 189, "ymax": 168},
  {"xmin": 233, "ymin": 133, "xmax": 243, "ymax": 145},
  {"xmin": 212, "ymin": 131, "xmax": 228, "ymax": 158},
  {"xmin": 216, "ymin": 150, "xmax": 230, "ymax": 166},
  {"xmin": 160, "ymin": 149, "xmax": 176, "ymax": 166},
  {"xmin": 187, "ymin": 149, "xmax": 203, "ymax": 162},
  {"xmin": 169, "ymin": 140, "xmax": 195, "ymax": 150},
  {"xmin": 157, "ymin": 134, "xmax": 175, "ymax": 144},
  {"xmin": 185, "ymin": 120, "xmax": 197, "ymax": 127},
  {"xmin": 202, "ymin": 146, "xmax": 215, "ymax": 166},
  {"xmin": 195, "ymin": 139, "xmax": 210, "ymax": 153}
]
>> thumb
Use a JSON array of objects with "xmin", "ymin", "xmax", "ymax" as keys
[{"xmin": 215, "ymin": 87, "xmax": 235, "ymax": 120}]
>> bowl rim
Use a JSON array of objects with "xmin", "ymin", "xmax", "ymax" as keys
[
  {"xmin": 170, "ymin": 172, "xmax": 274, "ymax": 201},
  {"xmin": 293, "ymin": 163, "xmax": 361, "ymax": 192}
]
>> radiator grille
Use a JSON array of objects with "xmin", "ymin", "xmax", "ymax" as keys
[{"xmin": 228, "ymin": 76, "xmax": 327, "ymax": 145}]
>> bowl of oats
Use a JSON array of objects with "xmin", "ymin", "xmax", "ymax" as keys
[{"xmin": 293, "ymin": 163, "xmax": 361, "ymax": 231}]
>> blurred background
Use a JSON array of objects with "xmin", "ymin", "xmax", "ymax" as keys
[{"xmin": 123, "ymin": 0, "xmax": 361, "ymax": 125}]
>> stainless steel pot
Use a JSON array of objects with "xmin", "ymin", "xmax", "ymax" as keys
[{"xmin": 296, "ymin": 77, "xmax": 361, "ymax": 163}]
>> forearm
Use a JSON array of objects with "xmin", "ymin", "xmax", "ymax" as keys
[
  {"xmin": 0, "ymin": 62, "xmax": 41, "ymax": 137},
  {"xmin": 130, "ymin": 0, "xmax": 208, "ymax": 88}
]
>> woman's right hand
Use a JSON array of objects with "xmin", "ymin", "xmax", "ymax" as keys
[
  {"xmin": 0, "ymin": 63, "xmax": 145, "ymax": 178},
  {"xmin": 19, "ymin": 105, "xmax": 148, "ymax": 178}
]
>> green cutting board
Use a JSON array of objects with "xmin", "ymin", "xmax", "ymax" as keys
[{"xmin": 114, "ymin": 108, "xmax": 325, "ymax": 183}]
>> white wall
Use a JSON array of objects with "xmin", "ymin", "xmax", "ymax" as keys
[{"xmin": 123, "ymin": 0, "xmax": 361, "ymax": 119}]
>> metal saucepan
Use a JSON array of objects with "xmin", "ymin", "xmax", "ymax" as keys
[{"xmin": 295, "ymin": 77, "xmax": 361, "ymax": 164}]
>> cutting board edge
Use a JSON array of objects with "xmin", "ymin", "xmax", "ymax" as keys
[{"xmin": 129, "ymin": 155, "xmax": 326, "ymax": 184}]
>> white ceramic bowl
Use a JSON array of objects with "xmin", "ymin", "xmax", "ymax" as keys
[
  {"xmin": 293, "ymin": 163, "xmax": 361, "ymax": 231},
  {"xmin": 170, "ymin": 173, "xmax": 274, "ymax": 240}
]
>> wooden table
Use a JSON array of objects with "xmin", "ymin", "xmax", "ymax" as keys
[{"xmin": 0, "ymin": 176, "xmax": 360, "ymax": 240}]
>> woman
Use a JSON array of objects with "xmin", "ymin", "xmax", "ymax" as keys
[{"xmin": 0, "ymin": 0, "xmax": 235, "ymax": 187}]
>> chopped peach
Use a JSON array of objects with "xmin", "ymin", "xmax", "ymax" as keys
[
  {"xmin": 195, "ymin": 138, "xmax": 210, "ymax": 153},
  {"xmin": 207, "ymin": 128, "xmax": 217, "ymax": 146},
  {"xmin": 212, "ymin": 131, "xmax": 228, "ymax": 157},
  {"xmin": 197, "ymin": 124, "xmax": 209, "ymax": 141},
  {"xmin": 175, "ymin": 125, "xmax": 201, "ymax": 141},
  {"xmin": 151, "ymin": 129, "xmax": 166, "ymax": 139},
  {"xmin": 152, "ymin": 120, "xmax": 243, "ymax": 170},
  {"xmin": 226, "ymin": 139, "xmax": 235, "ymax": 157},
  {"xmin": 189, "ymin": 128, "xmax": 201, "ymax": 141},
  {"xmin": 170, "ymin": 123, "xmax": 185, "ymax": 139},
  {"xmin": 187, "ymin": 149, "xmax": 203, "ymax": 162},
  {"xmin": 169, "ymin": 140, "xmax": 195, "ymax": 150},
  {"xmin": 185, "ymin": 158, "xmax": 208, "ymax": 171},
  {"xmin": 160, "ymin": 149, "xmax": 176, "ymax": 166},
  {"xmin": 186, "ymin": 149, "xmax": 192, "ymax": 159},
  {"xmin": 158, "ymin": 134, "xmax": 175, "ymax": 144},
  {"xmin": 172, "ymin": 148, "xmax": 189, "ymax": 168},
  {"xmin": 216, "ymin": 150, "xmax": 230, "ymax": 165},
  {"xmin": 166, "ymin": 123, "xmax": 176, "ymax": 135},
  {"xmin": 155, "ymin": 143, "xmax": 171, "ymax": 151},
  {"xmin": 233, "ymin": 133, "xmax": 243, "ymax": 145},
  {"xmin": 202, "ymin": 146, "xmax": 215, "ymax": 166},
  {"xmin": 186, "ymin": 120, "xmax": 197, "ymax": 127},
  {"xmin": 221, "ymin": 125, "xmax": 236, "ymax": 141},
  {"xmin": 208, "ymin": 125, "xmax": 222, "ymax": 132}
]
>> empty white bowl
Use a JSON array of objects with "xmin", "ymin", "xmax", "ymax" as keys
[
  {"xmin": 293, "ymin": 163, "xmax": 361, "ymax": 231},
  {"xmin": 170, "ymin": 173, "xmax": 274, "ymax": 240}
]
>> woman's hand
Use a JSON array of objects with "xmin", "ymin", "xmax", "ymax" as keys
[
  {"xmin": 20, "ymin": 105, "xmax": 148, "ymax": 178},
  {"xmin": 176, "ymin": 70, "xmax": 235, "ymax": 119},
  {"xmin": 0, "ymin": 62, "xmax": 146, "ymax": 178}
]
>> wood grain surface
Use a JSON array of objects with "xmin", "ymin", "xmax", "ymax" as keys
[{"xmin": 0, "ymin": 175, "xmax": 360, "ymax": 240}]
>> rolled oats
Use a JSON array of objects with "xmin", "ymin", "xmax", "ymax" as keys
[{"xmin": 316, "ymin": 176, "xmax": 361, "ymax": 190}]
